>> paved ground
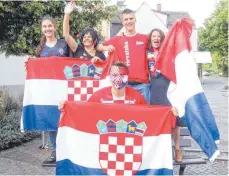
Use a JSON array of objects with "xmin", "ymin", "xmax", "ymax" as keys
[
  {"xmin": 0, "ymin": 75, "xmax": 228, "ymax": 175},
  {"xmin": 174, "ymin": 75, "xmax": 228, "ymax": 175}
]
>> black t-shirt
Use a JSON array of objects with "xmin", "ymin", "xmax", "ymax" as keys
[
  {"xmin": 150, "ymin": 74, "xmax": 185, "ymax": 127},
  {"xmin": 73, "ymin": 45, "xmax": 106, "ymax": 60},
  {"xmin": 40, "ymin": 39, "xmax": 69, "ymax": 57}
]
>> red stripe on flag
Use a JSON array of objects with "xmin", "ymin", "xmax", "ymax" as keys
[
  {"xmin": 59, "ymin": 101, "xmax": 176, "ymax": 136},
  {"xmin": 26, "ymin": 53, "xmax": 118, "ymax": 80},
  {"xmin": 155, "ymin": 18, "xmax": 194, "ymax": 83}
]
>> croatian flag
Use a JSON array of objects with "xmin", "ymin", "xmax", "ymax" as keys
[
  {"xmin": 21, "ymin": 55, "xmax": 116, "ymax": 131},
  {"xmin": 153, "ymin": 18, "xmax": 220, "ymax": 161},
  {"xmin": 56, "ymin": 101, "xmax": 176, "ymax": 175}
]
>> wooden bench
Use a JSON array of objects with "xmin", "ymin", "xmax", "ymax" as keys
[{"xmin": 173, "ymin": 127, "xmax": 206, "ymax": 175}]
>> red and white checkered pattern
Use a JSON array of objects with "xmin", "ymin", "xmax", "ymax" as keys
[
  {"xmin": 67, "ymin": 80, "xmax": 100, "ymax": 101},
  {"xmin": 67, "ymin": 79, "xmax": 111, "ymax": 101},
  {"xmin": 67, "ymin": 78, "xmax": 111, "ymax": 102},
  {"xmin": 99, "ymin": 134, "xmax": 142, "ymax": 176}
]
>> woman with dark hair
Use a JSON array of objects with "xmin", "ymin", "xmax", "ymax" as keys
[
  {"xmin": 63, "ymin": 0, "xmax": 106, "ymax": 63},
  {"xmin": 148, "ymin": 28, "xmax": 183, "ymax": 162},
  {"xmin": 35, "ymin": 15, "xmax": 69, "ymax": 166}
]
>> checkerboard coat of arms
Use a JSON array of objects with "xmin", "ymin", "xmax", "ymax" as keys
[
  {"xmin": 97, "ymin": 119, "xmax": 147, "ymax": 176},
  {"xmin": 64, "ymin": 62, "xmax": 110, "ymax": 102}
]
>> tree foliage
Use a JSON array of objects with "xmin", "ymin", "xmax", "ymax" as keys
[
  {"xmin": 0, "ymin": 0, "xmax": 116, "ymax": 56},
  {"xmin": 198, "ymin": 0, "xmax": 228, "ymax": 75}
]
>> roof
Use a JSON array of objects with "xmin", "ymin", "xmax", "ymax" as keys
[
  {"xmin": 111, "ymin": 11, "xmax": 122, "ymax": 23},
  {"xmin": 163, "ymin": 11, "xmax": 192, "ymax": 28},
  {"xmin": 111, "ymin": 10, "xmax": 192, "ymax": 28}
]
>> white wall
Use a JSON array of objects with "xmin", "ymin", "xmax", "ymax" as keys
[
  {"xmin": 135, "ymin": 2, "xmax": 168, "ymax": 34},
  {"xmin": 118, "ymin": 2, "xmax": 198, "ymax": 50},
  {"xmin": 190, "ymin": 29, "xmax": 198, "ymax": 51},
  {"xmin": 154, "ymin": 11, "xmax": 168, "ymax": 29},
  {"xmin": 0, "ymin": 53, "xmax": 26, "ymax": 85},
  {"xmin": 118, "ymin": 2, "xmax": 168, "ymax": 35}
]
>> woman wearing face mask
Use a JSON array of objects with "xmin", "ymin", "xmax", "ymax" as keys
[
  {"xmin": 35, "ymin": 15, "xmax": 69, "ymax": 166},
  {"xmin": 63, "ymin": 0, "xmax": 106, "ymax": 63},
  {"xmin": 148, "ymin": 28, "xmax": 183, "ymax": 162}
]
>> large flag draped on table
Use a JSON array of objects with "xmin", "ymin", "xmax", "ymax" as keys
[
  {"xmin": 153, "ymin": 18, "xmax": 220, "ymax": 161},
  {"xmin": 21, "ymin": 54, "xmax": 116, "ymax": 131},
  {"xmin": 56, "ymin": 101, "xmax": 176, "ymax": 175}
]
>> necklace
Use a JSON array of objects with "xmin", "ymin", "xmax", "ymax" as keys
[{"xmin": 85, "ymin": 47, "xmax": 96, "ymax": 56}]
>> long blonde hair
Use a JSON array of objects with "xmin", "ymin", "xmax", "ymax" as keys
[{"xmin": 35, "ymin": 15, "xmax": 57, "ymax": 57}]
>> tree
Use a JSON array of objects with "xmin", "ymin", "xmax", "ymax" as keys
[
  {"xmin": 198, "ymin": 0, "xmax": 228, "ymax": 76},
  {"xmin": 0, "ymin": 1, "xmax": 116, "ymax": 56}
]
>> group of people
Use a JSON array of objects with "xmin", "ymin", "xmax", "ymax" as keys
[{"xmin": 35, "ymin": 0, "xmax": 183, "ymax": 167}]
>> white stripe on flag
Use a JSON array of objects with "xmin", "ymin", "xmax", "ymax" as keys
[
  {"xmin": 56, "ymin": 127, "xmax": 173, "ymax": 170},
  {"xmin": 23, "ymin": 79, "xmax": 68, "ymax": 106},
  {"xmin": 167, "ymin": 50, "xmax": 204, "ymax": 116}
]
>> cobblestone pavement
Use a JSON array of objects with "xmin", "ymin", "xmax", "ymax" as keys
[
  {"xmin": 0, "ymin": 76, "xmax": 228, "ymax": 175},
  {"xmin": 176, "ymin": 75, "xmax": 228, "ymax": 175}
]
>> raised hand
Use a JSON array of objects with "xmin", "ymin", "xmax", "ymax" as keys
[{"xmin": 64, "ymin": 0, "xmax": 76, "ymax": 14}]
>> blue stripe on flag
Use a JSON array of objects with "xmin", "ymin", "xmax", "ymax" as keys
[
  {"xmin": 137, "ymin": 168, "xmax": 173, "ymax": 175},
  {"xmin": 23, "ymin": 105, "xmax": 60, "ymax": 131},
  {"xmin": 56, "ymin": 159, "xmax": 173, "ymax": 175},
  {"xmin": 181, "ymin": 92, "xmax": 220, "ymax": 159}
]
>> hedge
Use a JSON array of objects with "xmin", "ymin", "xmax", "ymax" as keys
[{"xmin": 0, "ymin": 88, "xmax": 40, "ymax": 151}]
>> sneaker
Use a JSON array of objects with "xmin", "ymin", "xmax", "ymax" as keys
[
  {"xmin": 175, "ymin": 149, "xmax": 183, "ymax": 162},
  {"xmin": 42, "ymin": 151, "xmax": 56, "ymax": 167}
]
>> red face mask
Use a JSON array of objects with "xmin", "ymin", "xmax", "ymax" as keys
[{"xmin": 109, "ymin": 66, "xmax": 128, "ymax": 89}]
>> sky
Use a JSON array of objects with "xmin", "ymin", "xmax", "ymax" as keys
[{"xmin": 109, "ymin": 0, "xmax": 219, "ymax": 28}]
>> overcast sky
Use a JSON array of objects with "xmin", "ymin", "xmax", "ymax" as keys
[{"xmin": 109, "ymin": 0, "xmax": 219, "ymax": 27}]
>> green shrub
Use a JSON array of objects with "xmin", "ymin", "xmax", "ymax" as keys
[
  {"xmin": 0, "ymin": 89, "xmax": 19, "ymax": 115},
  {"xmin": 0, "ymin": 88, "xmax": 40, "ymax": 151},
  {"xmin": 0, "ymin": 110, "xmax": 40, "ymax": 150},
  {"xmin": 212, "ymin": 52, "xmax": 228, "ymax": 76}
]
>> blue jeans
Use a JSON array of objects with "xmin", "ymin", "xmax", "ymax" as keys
[
  {"xmin": 48, "ymin": 131, "xmax": 57, "ymax": 151},
  {"xmin": 128, "ymin": 83, "xmax": 150, "ymax": 104}
]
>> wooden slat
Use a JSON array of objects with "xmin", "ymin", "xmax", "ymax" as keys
[
  {"xmin": 173, "ymin": 157, "xmax": 206, "ymax": 165},
  {"xmin": 182, "ymin": 155, "xmax": 201, "ymax": 159}
]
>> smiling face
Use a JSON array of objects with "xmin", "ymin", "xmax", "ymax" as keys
[
  {"xmin": 41, "ymin": 19, "xmax": 56, "ymax": 39},
  {"xmin": 150, "ymin": 30, "xmax": 162, "ymax": 49},
  {"xmin": 82, "ymin": 32, "xmax": 94, "ymax": 47},
  {"xmin": 122, "ymin": 13, "xmax": 136, "ymax": 34}
]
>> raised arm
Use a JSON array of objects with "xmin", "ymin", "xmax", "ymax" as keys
[{"xmin": 63, "ymin": 1, "xmax": 78, "ymax": 53}]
